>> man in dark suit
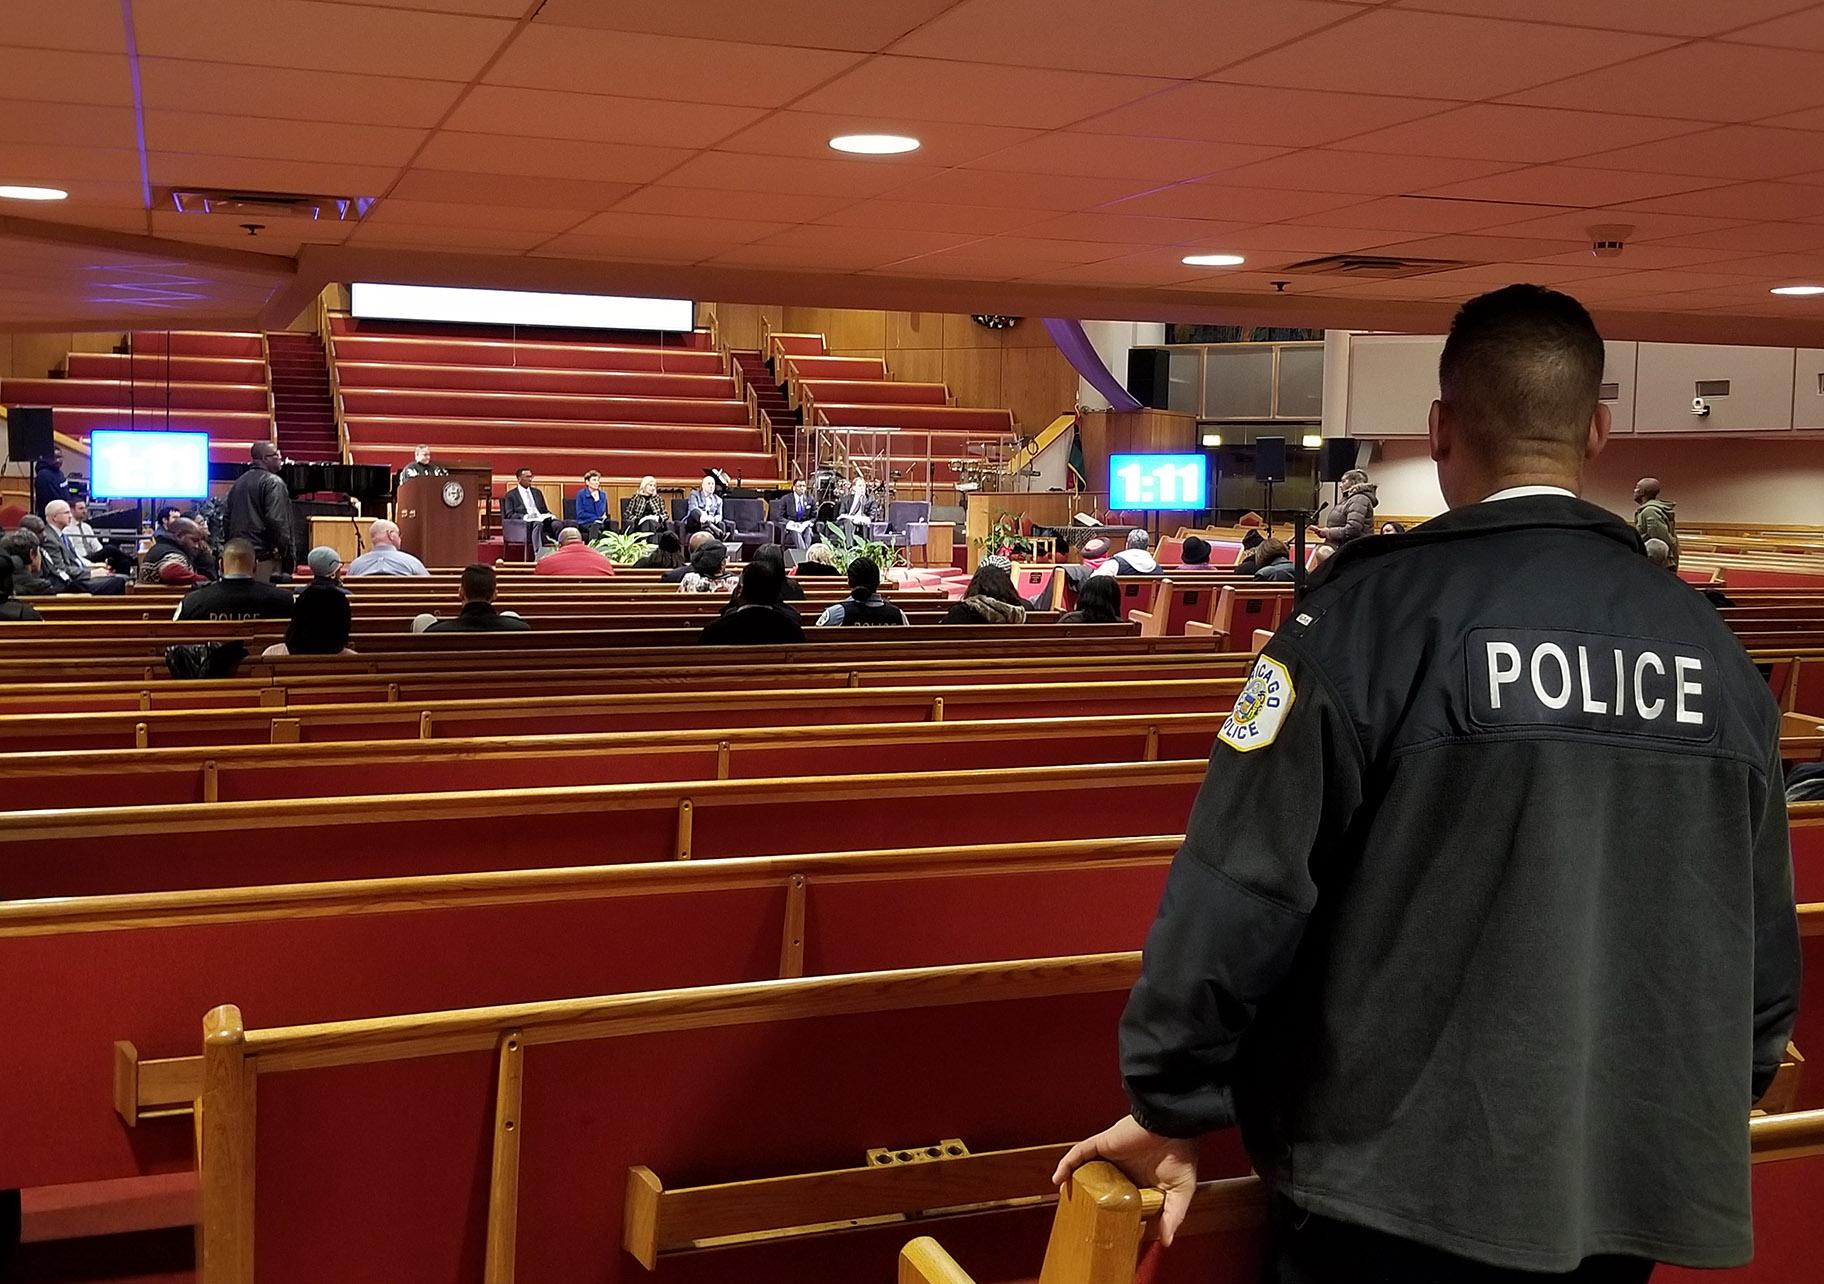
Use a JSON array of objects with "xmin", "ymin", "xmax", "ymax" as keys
[
  {"xmin": 837, "ymin": 476, "xmax": 882, "ymax": 538},
  {"xmin": 500, "ymin": 467, "xmax": 559, "ymax": 556},
  {"xmin": 772, "ymin": 479, "xmax": 817, "ymax": 550}
]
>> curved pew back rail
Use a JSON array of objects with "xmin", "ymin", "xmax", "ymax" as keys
[{"xmin": 0, "ymin": 836, "xmax": 1180, "ymax": 1192}]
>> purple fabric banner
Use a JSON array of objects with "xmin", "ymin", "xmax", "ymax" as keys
[{"xmin": 1042, "ymin": 317, "xmax": 1143, "ymax": 413}]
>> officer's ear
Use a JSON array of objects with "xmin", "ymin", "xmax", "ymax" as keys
[
  {"xmin": 1427, "ymin": 398, "xmax": 1449, "ymax": 463},
  {"xmin": 1585, "ymin": 401, "xmax": 1612, "ymax": 462}
]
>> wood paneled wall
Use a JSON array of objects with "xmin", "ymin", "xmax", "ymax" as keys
[
  {"xmin": 0, "ymin": 332, "xmax": 122, "ymax": 380},
  {"xmin": 777, "ymin": 308, "xmax": 1077, "ymax": 434}
]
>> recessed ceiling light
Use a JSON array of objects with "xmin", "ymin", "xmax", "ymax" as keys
[
  {"xmin": 1771, "ymin": 284, "xmax": 1824, "ymax": 296},
  {"xmin": 1181, "ymin": 253, "xmax": 1245, "ymax": 267},
  {"xmin": 829, "ymin": 134, "xmax": 921, "ymax": 155},
  {"xmin": 0, "ymin": 185, "xmax": 67, "ymax": 201}
]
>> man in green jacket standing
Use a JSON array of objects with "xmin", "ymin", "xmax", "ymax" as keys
[{"xmin": 1633, "ymin": 477, "xmax": 1679, "ymax": 569}]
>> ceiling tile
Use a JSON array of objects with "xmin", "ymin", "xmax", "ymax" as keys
[
  {"xmin": 138, "ymin": 59, "xmax": 464, "ymax": 130},
  {"xmin": 1209, "ymin": 149, "xmax": 1519, "ymax": 195},
  {"xmin": 655, "ymin": 151, "xmax": 942, "ymax": 199},
  {"xmin": 1415, "ymin": 166, "xmax": 1724, "ymax": 207},
  {"xmin": 816, "ymin": 200, "xmax": 1052, "ymax": 235},
  {"xmin": 1282, "ymin": 195, "xmax": 1576, "ymax": 232},
  {"xmin": 147, "ymin": 111, "xmax": 428, "ymax": 167},
  {"xmin": 888, "ymin": 0, "xmax": 1357, "ymax": 77},
  {"xmin": 1, "ymin": 178, "xmax": 148, "ymax": 209},
  {"xmin": 705, "ymin": 242, "xmax": 915, "ymax": 272},
  {"xmin": 1618, "ymin": 182, "xmax": 1824, "ymax": 222},
  {"xmin": 567, "ymin": 210, "xmax": 786, "ymax": 243},
  {"xmin": 148, "ymin": 152, "xmax": 401, "ymax": 196},
  {"xmin": 130, "ymin": 0, "xmax": 515, "ymax": 79},
  {"xmin": 336, "ymin": 0, "xmax": 532, "ymax": 14},
  {"xmin": 347, "ymin": 222, "xmax": 548, "ymax": 251},
  {"xmin": 1572, "ymin": 126, "xmax": 1824, "ymax": 182},
  {"xmin": 529, "ymin": 234, "xmax": 721, "ymax": 263},
  {"xmin": 1076, "ymin": 82, "xmax": 1453, "ymax": 148},
  {"xmin": 1390, "ymin": 0, "xmax": 1813, "ymax": 37},
  {"xmin": 0, "ymin": 100, "xmax": 139, "ymax": 151},
  {"xmin": 1016, "ymin": 211, "xmax": 1254, "ymax": 246},
  {"xmin": 1655, "ymin": 222, "xmax": 1824, "ymax": 253},
  {"xmin": 1195, "ymin": 223, "xmax": 1415, "ymax": 254},
  {"xmin": 5, "ymin": 0, "xmax": 128, "ymax": 52},
  {"xmin": 361, "ymin": 200, "xmax": 589, "ymax": 233},
  {"xmin": 441, "ymin": 86, "xmax": 764, "ymax": 148},
  {"xmin": 1011, "ymin": 253, "xmax": 1213, "ymax": 287},
  {"xmin": 886, "ymin": 236, "xmax": 1125, "ymax": 274},
  {"xmin": 966, "ymin": 133, "xmax": 1287, "ymax": 181},
  {"xmin": 888, "ymin": 168, "xmax": 1160, "ymax": 210},
  {"xmin": 752, "ymin": 225, "xmax": 982, "ymax": 260},
  {"xmin": 387, "ymin": 168, "xmax": 642, "ymax": 211},
  {"xmin": 791, "ymin": 57, "xmax": 1175, "ymax": 130},
  {"xmin": 612, "ymin": 185, "xmax": 855, "ymax": 222},
  {"xmin": 1505, "ymin": 43, "xmax": 1824, "ymax": 124},
  {"xmin": 0, "ymin": 48, "xmax": 134, "ymax": 107},
  {"xmin": 484, "ymin": 24, "xmax": 864, "ymax": 108},
  {"xmin": 1679, "ymin": 250, "xmax": 1824, "ymax": 279},
  {"xmin": 1489, "ymin": 209, "xmax": 1751, "ymax": 242},
  {"xmin": 0, "ymin": 142, "xmax": 142, "ymax": 184},
  {"xmin": 1720, "ymin": 6, "xmax": 1824, "ymax": 51},
  {"xmin": 1102, "ymin": 182, "xmax": 1376, "ymax": 222},
  {"xmin": 413, "ymin": 132, "xmax": 691, "ymax": 184},
  {"xmin": 530, "ymin": 0, "xmax": 957, "ymax": 52},
  {"xmin": 1343, "ymin": 104, "xmax": 1705, "ymax": 164},
  {"xmin": 1214, "ymin": 10, "xmax": 1674, "ymax": 99},
  {"xmin": 1365, "ymin": 232, "xmax": 1588, "ymax": 262},
  {"xmin": 714, "ymin": 112, "xmax": 1039, "ymax": 167}
]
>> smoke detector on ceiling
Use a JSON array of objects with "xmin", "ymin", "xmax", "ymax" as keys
[{"xmin": 1588, "ymin": 224, "xmax": 1634, "ymax": 259}]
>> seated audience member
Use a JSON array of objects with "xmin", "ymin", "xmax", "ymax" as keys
[
  {"xmin": 664, "ymin": 531, "xmax": 716, "ymax": 583},
  {"xmin": 816, "ymin": 558, "xmax": 908, "ymax": 626},
  {"xmin": 156, "ymin": 504, "xmax": 183, "ymax": 532},
  {"xmin": 729, "ymin": 545, "xmax": 804, "ymax": 607},
  {"xmin": 263, "ymin": 573, "xmax": 354, "ymax": 657},
  {"xmin": 634, "ymin": 530, "xmax": 685, "ymax": 570},
  {"xmin": 1253, "ymin": 537, "xmax": 1298, "ymax": 582},
  {"xmin": 1179, "ymin": 535, "xmax": 1212, "ymax": 568},
  {"xmin": 1233, "ymin": 527, "xmax": 1266, "ymax": 574},
  {"xmin": 1058, "ymin": 574, "xmax": 1121, "ymax": 625},
  {"xmin": 1092, "ymin": 529, "xmax": 1161, "ymax": 577},
  {"xmin": 305, "ymin": 546, "xmax": 346, "ymax": 589},
  {"xmin": 536, "ymin": 525, "xmax": 616, "ymax": 577},
  {"xmin": 573, "ymin": 470, "xmax": 609, "ymax": 541},
  {"xmin": 1380, "ymin": 520, "xmax": 1407, "ymax": 536},
  {"xmin": 679, "ymin": 542, "xmax": 736, "ymax": 593},
  {"xmin": 419, "ymin": 563, "xmax": 532, "ymax": 633},
  {"xmin": 699, "ymin": 558, "xmax": 806, "ymax": 646},
  {"xmin": 1062, "ymin": 535, "xmax": 1113, "ymax": 597},
  {"xmin": 0, "ymin": 557, "xmax": 42, "ymax": 621},
  {"xmin": 1644, "ymin": 537, "xmax": 1671, "ymax": 568},
  {"xmin": 772, "ymin": 479, "xmax": 817, "ymax": 549},
  {"xmin": 347, "ymin": 520, "xmax": 429, "ymax": 577},
  {"xmin": 39, "ymin": 501, "xmax": 127, "ymax": 594},
  {"xmin": 176, "ymin": 538, "xmax": 294, "ymax": 621},
  {"xmin": 2, "ymin": 531, "xmax": 58, "ymax": 596},
  {"xmin": 622, "ymin": 475, "xmax": 667, "ymax": 533},
  {"xmin": 796, "ymin": 542, "xmax": 841, "ymax": 576},
  {"xmin": 944, "ymin": 562, "xmax": 1029, "ymax": 625},
  {"xmin": 62, "ymin": 499, "xmax": 104, "ymax": 560},
  {"xmin": 138, "ymin": 517, "xmax": 212, "ymax": 586},
  {"xmin": 685, "ymin": 472, "xmax": 729, "ymax": 539}
]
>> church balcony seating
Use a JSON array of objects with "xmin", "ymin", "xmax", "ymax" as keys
[
  {"xmin": 66, "ymin": 352, "xmax": 265, "ymax": 383},
  {"xmin": 124, "ymin": 330, "xmax": 264, "ymax": 359},
  {"xmin": 330, "ymin": 331, "xmax": 724, "ymax": 374},
  {"xmin": 335, "ymin": 361, "xmax": 737, "ymax": 400},
  {"xmin": 337, "ymin": 387, "xmax": 751, "ymax": 425},
  {"xmin": 796, "ymin": 378, "xmax": 948, "ymax": 408},
  {"xmin": 0, "ymin": 378, "xmax": 267, "ymax": 413},
  {"xmin": 782, "ymin": 354, "xmax": 886, "ymax": 385}
]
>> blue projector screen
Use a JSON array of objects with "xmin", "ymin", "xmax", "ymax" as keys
[
  {"xmin": 1109, "ymin": 453, "xmax": 1209, "ymax": 510},
  {"xmin": 90, "ymin": 430, "xmax": 210, "ymax": 499}
]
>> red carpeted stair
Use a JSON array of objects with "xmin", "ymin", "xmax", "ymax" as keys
[
  {"xmin": 266, "ymin": 331, "xmax": 339, "ymax": 462},
  {"xmin": 731, "ymin": 348, "xmax": 799, "ymax": 451}
]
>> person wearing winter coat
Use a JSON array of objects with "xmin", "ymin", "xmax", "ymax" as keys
[
  {"xmin": 1317, "ymin": 469, "xmax": 1378, "ymax": 552},
  {"xmin": 1633, "ymin": 477, "xmax": 1679, "ymax": 570}
]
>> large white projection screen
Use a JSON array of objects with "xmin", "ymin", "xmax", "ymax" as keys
[{"xmin": 349, "ymin": 284, "xmax": 694, "ymax": 332}]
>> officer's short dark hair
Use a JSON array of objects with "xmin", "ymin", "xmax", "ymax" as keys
[
  {"xmin": 461, "ymin": 563, "xmax": 496, "ymax": 602},
  {"xmin": 848, "ymin": 557, "xmax": 880, "ymax": 595},
  {"xmin": 1439, "ymin": 284, "xmax": 1605, "ymax": 465}
]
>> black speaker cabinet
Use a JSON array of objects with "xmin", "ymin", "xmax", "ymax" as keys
[
  {"xmin": 5, "ymin": 407, "xmax": 53, "ymax": 462},
  {"xmin": 1254, "ymin": 435, "xmax": 1287, "ymax": 483},
  {"xmin": 1125, "ymin": 349, "xmax": 1172, "ymax": 409},
  {"xmin": 1319, "ymin": 437, "xmax": 1360, "ymax": 483}
]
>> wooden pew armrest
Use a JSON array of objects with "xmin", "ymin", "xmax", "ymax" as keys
[
  {"xmin": 113, "ymin": 1041, "xmax": 201, "ymax": 1125},
  {"xmin": 1128, "ymin": 608, "xmax": 1161, "ymax": 638},
  {"xmin": 1184, "ymin": 620, "xmax": 1223, "ymax": 642},
  {"xmin": 899, "ymin": 1236, "xmax": 977, "ymax": 1284}
]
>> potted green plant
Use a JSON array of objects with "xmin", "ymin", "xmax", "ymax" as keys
[
  {"xmin": 821, "ymin": 523, "xmax": 905, "ymax": 573},
  {"xmin": 590, "ymin": 529, "xmax": 657, "ymax": 566},
  {"xmin": 972, "ymin": 512, "xmax": 1037, "ymax": 560}
]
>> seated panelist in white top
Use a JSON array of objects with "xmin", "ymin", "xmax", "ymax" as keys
[{"xmin": 501, "ymin": 467, "xmax": 559, "ymax": 554}]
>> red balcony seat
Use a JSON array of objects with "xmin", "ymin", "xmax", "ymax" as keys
[
  {"xmin": 35, "ymin": 407, "xmax": 269, "ymax": 455},
  {"xmin": 350, "ymin": 443, "xmax": 778, "ymax": 481},
  {"xmin": 331, "ymin": 332, "xmax": 724, "ymax": 374},
  {"xmin": 797, "ymin": 378, "xmax": 947, "ymax": 407},
  {"xmin": 815, "ymin": 402, "xmax": 1015, "ymax": 433},
  {"xmin": 0, "ymin": 378, "xmax": 267, "ymax": 413},
  {"xmin": 337, "ymin": 387, "xmax": 750, "ymax": 425},
  {"xmin": 343, "ymin": 415, "xmax": 769, "ymax": 453},
  {"xmin": 65, "ymin": 353, "xmax": 265, "ymax": 383},
  {"xmin": 125, "ymin": 331, "xmax": 263, "ymax": 358},
  {"xmin": 782, "ymin": 355, "xmax": 886, "ymax": 382},
  {"xmin": 335, "ymin": 361, "xmax": 735, "ymax": 400}
]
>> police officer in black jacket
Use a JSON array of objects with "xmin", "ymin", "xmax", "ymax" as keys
[{"xmin": 1056, "ymin": 285, "xmax": 1799, "ymax": 1283}]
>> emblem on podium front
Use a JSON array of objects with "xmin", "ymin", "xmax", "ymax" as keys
[{"xmin": 441, "ymin": 480, "xmax": 465, "ymax": 507}]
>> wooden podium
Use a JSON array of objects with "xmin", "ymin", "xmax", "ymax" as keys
[{"xmin": 396, "ymin": 468, "xmax": 488, "ymax": 569}]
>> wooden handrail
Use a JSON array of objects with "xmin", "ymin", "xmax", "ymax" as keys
[{"xmin": 899, "ymin": 1237, "xmax": 977, "ymax": 1284}]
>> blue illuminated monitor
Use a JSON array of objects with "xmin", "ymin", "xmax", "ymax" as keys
[
  {"xmin": 89, "ymin": 430, "xmax": 210, "ymax": 500},
  {"xmin": 1109, "ymin": 452, "xmax": 1209, "ymax": 510}
]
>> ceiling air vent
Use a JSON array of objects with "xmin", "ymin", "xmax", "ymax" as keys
[
  {"xmin": 1280, "ymin": 254, "xmax": 1470, "ymax": 280},
  {"xmin": 165, "ymin": 189, "xmax": 374, "ymax": 221}
]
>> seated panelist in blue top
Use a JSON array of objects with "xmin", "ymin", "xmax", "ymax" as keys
[{"xmin": 574, "ymin": 470, "xmax": 609, "ymax": 541}]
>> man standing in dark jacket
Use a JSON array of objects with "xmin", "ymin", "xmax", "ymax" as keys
[
  {"xmin": 225, "ymin": 442, "xmax": 296, "ymax": 582},
  {"xmin": 1056, "ymin": 285, "xmax": 1798, "ymax": 1282}
]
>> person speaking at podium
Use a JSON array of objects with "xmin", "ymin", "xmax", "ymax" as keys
[
  {"xmin": 397, "ymin": 444, "xmax": 446, "ymax": 482},
  {"xmin": 501, "ymin": 467, "xmax": 559, "ymax": 556}
]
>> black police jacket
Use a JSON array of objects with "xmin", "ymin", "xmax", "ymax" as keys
[{"xmin": 1120, "ymin": 494, "xmax": 1798, "ymax": 1271}]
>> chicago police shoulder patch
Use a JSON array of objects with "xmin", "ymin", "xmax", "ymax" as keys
[{"xmin": 1220, "ymin": 654, "xmax": 1296, "ymax": 753}]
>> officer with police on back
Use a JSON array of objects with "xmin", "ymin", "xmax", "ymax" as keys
[{"xmin": 1056, "ymin": 285, "xmax": 1800, "ymax": 1284}]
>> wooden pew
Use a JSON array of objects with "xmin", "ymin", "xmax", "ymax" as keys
[
  {"xmin": 0, "ymin": 710, "xmax": 1229, "ymax": 806},
  {"xmin": 0, "ymin": 758, "xmax": 1214, "ymax": 896},
  {"xmin": 1, "ymin": 836, "xmax": 1179, "ymax": 1194}
]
